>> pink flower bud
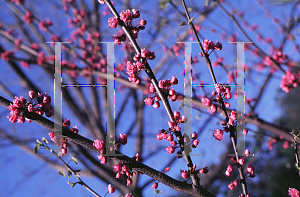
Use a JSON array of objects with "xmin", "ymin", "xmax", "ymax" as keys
[
  {"xmin": 153, "ymin": 101, "xmax": 160, "ymax": 109},
  {"xmin": 238, "ymin": 158, "xmax": 245, "ymax": 165},
  {"xmin": 28, "ymin": 104, "xmax": 34, "ymax": 112},
  {"xmin": 181, "ymin": 115, "xmax": 187, "ymax": 123},
  {"xmin": 165, "ymin": 146, "xmax": 175, "ymax": 154},
  {"xmin": 107, "ymin": 184, "xmax": 115, "ymax": 193},
  {"xmin": 139, "ymin": 19, "xmax": 147, "ymax": 26},
  {"xmin": 119, "ymin": 133, "xmax": 127, "ymax": 145},
  {"xmin": 173, "ymin": 111, "xmax": 180, "ymax": 119},
  {"xmin": 228, "ymin": 182, "xmax": 235, "ymax": 190},
  {"xmin": 225, "ymin": 170, "xmax": 231, "ymax": 176},
  {"xmin": 180, "ymin": 170, "xmax": 190, "ymax": 179},
  {"xmin": 170, "ymin": 76, "xmax": 178, "ymax": 85},
  {"xmin": 191, "ymin": 131, "xmax": 197, "ymax": 139},
  {"xmin": 28, "ymin": 90, "xmax": 36, "ymax": 99},
  {"xmin": 244, "ymin": 149, "xmax": 250, "ymax": 156},
  {"xmin": 168, "ymin": 121, "xmax": 175, "ymax": 128},
  {"xmin": 127, "ymin": 178, "xmax": 132, "ymax": 186},
  {"xmin": 193, "ymin": 139, "xmax": 200, "ymax": 147},
  {"xmin": 152, "ymin": 182, "xmax": 158, "ymax": 189}
]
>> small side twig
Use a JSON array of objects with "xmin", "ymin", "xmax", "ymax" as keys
[
  {"xmin": 34, "ymin": 139, "xmax": 101, "ymax": 197},
  {"xmin": 291, "ymin": 129, "xmax": 300, "ymax": 177}
]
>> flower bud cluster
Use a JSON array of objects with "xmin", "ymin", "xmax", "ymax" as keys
[
  {"xmin": 199, "ymin": 40, "xmax": 222, "ymax": 56},
  {"xmin": 7, "ymin": 91, "xmax": 54, "ymax": 124},
  {"xmin": 108, "ymin": 9, "xmax": 147, "ymax": 45},
  {"xmin": 112, "ymin": 163, "xmax": 136, "ymax": 186},
  {"xmin": 144, "ymin": 76, "xmax": 178, "ymax": 109},
  {"xmin": 126, "ymin": 49, "xmax": 156, "ymax": 85}
]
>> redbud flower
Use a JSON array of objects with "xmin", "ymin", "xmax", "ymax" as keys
[
  {"xmin": 165, "ymin": 146, "xmax": 175, "ymax": 154},
  {"xmin": 107, "ymin": 184, "xmax": 115, "ymax": 193},
  {"xmin": 28, "ymin": 90, "xmax": 36, "ymax": 99},
  {"xmin": 288, "ymin": 188, "xmax": 299, "ymax": 197},
  {"xmin": 175, "ymin": 125, "xmax": 181, "ymax": 131},
  {"xmin": 243, "ymin": 128, "xmax": 248, "ymax": 135},
  {"xmin": 170, "ymin": 76, "xmax": 178, "ymax": 85},
  {"xmin": 169, "ymin": 94, "xmax": 177, "ymax": 101},
  {"xmin": 63, "ymin": 118, "xmax": 71, "ymax": 127},
  {"xmin": 152, "ymin": 182, "xmax": 158, "ymax": 189},
  {"xmin": 156, "ymin": 133, "xmax": 164, "ymax": 140},
  {"xmin": 246, "ymin": 164, "xmax": 255, "ymax": 175},
  {"xmin": 166, "ymin": 134, "xmax": 174, "ymax": 142},
  {"xmin": 127, "ymin": 178, "xmax": 132, "ymax": 186},
  {"xmin": 228, "ymin": 182, "xmax": 235, "ymax": 190},
  {"xmin": 98, "ymin": 0, "xmax": 105, "ymax": 4},
  {"xmin": 119, "ymin": 133, "xmax": 127, "ymax": 145},
  {"xmin": 169, "ymin": 88, "xmax": 176, "ymax": 96},
  {"xmin": 35, "ymin": 108, "xmax": 44, "ymax": 116},
  {"xmin": 181, "ymin": 115, "xmax": 187, "ymax": 123},
  {"xmin": 231, "ymin": 180, "xmax": 238, "ymax": 187},
  {"xmin": 139, "ymin": 19, "xmax": 147, "ymax": 26},
  {"xmin": 199, "ymin": 167, "xmax": 209, "ymax": 174},
  {"xmin": 191, "ymin": 131, "xmax": 197, "ymax": 139},
  {"xmin": 133, "ymin": 53, "xmax": 140, "ymax": 61},
  {"xmin": 39, "ymin": 19, "xmax": 52, "ymax": 32},
  {"xmin": 124, "ymin": 194, "xmax": 133, "ymax": 197},
  {"xmin": 99, "ymin": 156, "xmax": 107, "ymax": 164},
  {"xmin": 149, "ymin": 84, "xmax": 155, "ymax": 93},
  {"xmin": 153, "ymin": 101, "xmax": 160, "ymax": 109},
  {"xmin": 227, "ymin": 164, "xmax": 234, "ymax": 173},
  {"xmin": 213, "ymin": 129, "xmax": 223, "ymax": 141},
  {"xmin": 108, "ymin": 16, "xmax": 118, "ymax": 28},
  {"xmin": 113, "ymin": 164, "xmax": 122, "ymax": 172},
  {"xmin": 283, "ymin": 141, "xmax": 290, "ymax": 149},
  {"xmin": 134, "ymin": 153, "xmax": 140, "ymax": 161},
  {"xmin": 170, "ymin": 141, "xmax": 177, "ymax": 146},
  {"xmin": 71, "ymin": 125, "xmax": 79, "ymax": 134},
  {"xmin": 193, "ymin": 139, "xmax": 200, "ymax": 147},
  {"xmin": 214, "ymin": 41, "xmax": 222, "ymax": 50},
  {"xmin": 164, "ymin": 167, "xmax": 170, "ymax": 172},
  {"xmin": 27, "ymin": 104, "xmax": 34, "ymax": 112},
  {"xmin": 43, "ymin": 92, "xmax": 51, "ymax": 104},
  {"xmin": 93, "ymin": 139, "xmax": 106, "ymax": 150},
  {"xmin": 238, "ymin": 158, "xmax": 245, "ymax": 165},
  {"xmin": 144, "ymin": 97, "xmax": 154, "ymax": 106},
  {"xmin": 210, "ymin": 104, "xmax": 217, "ymax": 113},
  {"xmin": 132, "ymin": 9, "xmax": 140, "ymax": 18},
  {"xmin": 61, "ymin": 148, "xmax": 67, "ymax": 155},
  {"xmin": 202, "ymin": 98, "xmax": 212, "ymax": 107},
  {"xmin": 18, "ymin": 116, "xmax": 25, "ymax": 123},
  {"xmin": 173, "ymin": 111, "xmax": 180, "ymax": 119},
  {"xmin": 168, "ymin": 121, "xmax": 175, "ymax": 128},
  {"xmin": 244, "ymin": 149, "xmax": 250, "ymax": 156},
  {"xmin": 225, "ymin": 171, "xmax": 231, "ymax": 176},
  {"xmin": 180, "ymin": 170, "xmax": 190, "ymax": 179},
  {"xmin": 1, "ymin": 50, "xmax": 15, "ymax": 61},
  {"xmin": 120, "ymin": 9, "xmax": 132, "ymax": 23},
  {"xmin": 115, "ymin": 172, "xmax": 122, "ymax": 179}
]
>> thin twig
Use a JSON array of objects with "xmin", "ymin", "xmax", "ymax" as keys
[
  {"xmin": 180, "ymin": 0, "xmax": 248, "ymax": 195},
  {"xmin": 45, "ymin": 145, "xmax": 101, "ymax": 197}
]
